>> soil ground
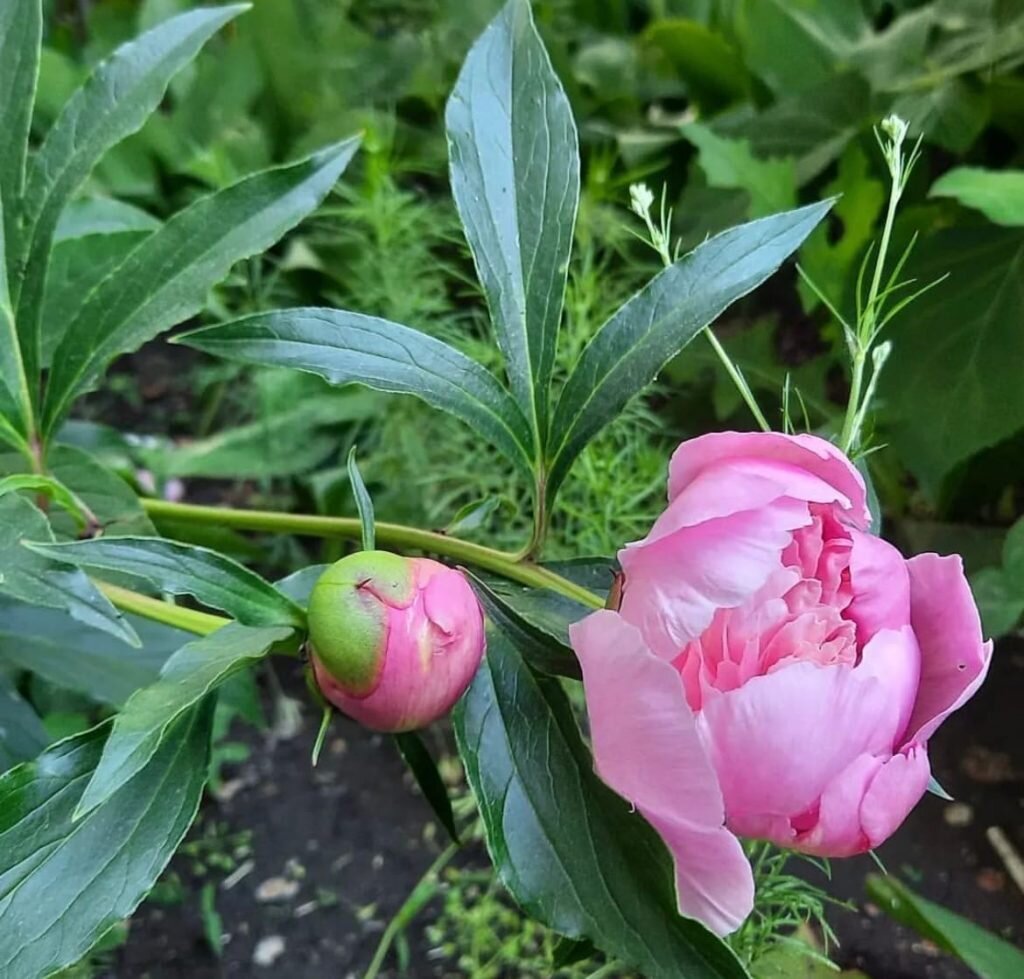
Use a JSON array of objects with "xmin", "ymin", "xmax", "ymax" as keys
[{"xmin": 106, "ymin": 640, "xmax": 1024, "ymax": 979}]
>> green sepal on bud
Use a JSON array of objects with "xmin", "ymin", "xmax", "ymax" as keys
[{"xmin": 306, "ymin": 550, "xmax": 414, "ymax": 696}]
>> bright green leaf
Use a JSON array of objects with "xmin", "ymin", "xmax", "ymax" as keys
[
  {"xmin": 798, "ymin": 144, "xmax": 885, "ymax": 310},
  {"xmin": 54, "ymin": 197, "xmax": 161, "ymax": 241},
  {"xmin": 682, "ymin": 123, "xmax": 797, "ymax": 219},
  {"xmin": 867, "ymin": 874, "xmax": 1024, "ymax": 978},
  {"xmin": 43, "ymin": 136, "xmax": 360, "ymax": 434},
  {"xmin": 179, "ymin": 308, "xmax": 535, "ymax": 478},
  {"xmin": 74, "ymin": 624, "xmax": 290, "ymax": 818},
  {"xmin": 931, "ymin": 167, "xmax": 1024, "ymax": 227},
  {"xmin": 26, "ymin": 536, "xmax": 306, "ymax": 628},
  {"xmin": 547, "ymin": 201, "xmax": 832, "ymax": 502},
  {"xmin": 0, "ymin": 701, "xmax": 214, "ymax": 979},
  {"xmin": 446, "ymin": 0, "xmax": 579, "ymax": 447},
  {"xmin": 0, "ymin": 473, "xmax": 93, "ymax": 530},
  {"xmin": 454, "ymin": 622, "xmax": 750, "ymax": 979},
  {"xmin": 644, "ymin": 19, "xmax": 750, "ymax": 112}
]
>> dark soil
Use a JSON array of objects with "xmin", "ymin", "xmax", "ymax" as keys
[{"xmin": 105, "ymin": 640, "xmax": 1024, "ymax": 979}]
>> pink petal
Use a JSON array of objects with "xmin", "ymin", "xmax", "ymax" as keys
[
  {"xmin": 845, "ymin": 530, "xmax": 912, "ymax": 644},
  {"xmin": 855, "ymin": 627, "xmax": 921, "ymax": 750},
  {"xmin": 667, "ymin": 432, "xmax": 870, "ymax": 528},
  {"xmin": 904, "ymin": 554, "xmax": 993, "ymax": 745},
  {"xmin": 570, "ymin": 611, "xmax": 754, "ymax": 935},
  {"xmin": 860, "ymin": 744, "xmax": 931, "ymax": 848},
  {"xmin": 619, "ymin": 499, "xmax": 811, "ymax": 658},
  {"xmin": 793, "ymin": 753, "xmax": 884, "ymax": 857},
  {"xmin": 698, "ymin": 661, "xmax": 893, "ymax": 826}
]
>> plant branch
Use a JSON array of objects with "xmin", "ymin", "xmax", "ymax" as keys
[
  {"xmin": 141, "ymin": 499, "xmax": 604, "ymax": 608},
  {"xmin": 94, "ymin": 580, "xmax": 228, "ymax": 635}
]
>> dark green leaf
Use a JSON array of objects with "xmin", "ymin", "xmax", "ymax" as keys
[
  {"xmin": 0, "ymin": 0, "xmax": 40, "ymax": 255},
  {"xmin": 47, "ymin": 443, "xmax": 155, "ymax": 536},
  {"xmin": 0, "ymin": 495, "xmax": 138, "ymax": 646},
  {"xmin": 0, "ymin": 701, "xmax": 214, "ymax": 979},
  {"xmin": 893, "ymin": 78, "xmax": 990, "ymax": 154},
  {"xmin": 469, "ymin": 571, "xmax": 586, "ymax": 679},
  {"xmin": 880, "ymin": 229, "xmax": 1024, "ymax": 495},
  {"xmin": 0, "ymin": 192, "xmax": 33, "ymax": 445},
  {"xmin": 179, "ymin": 308, "xmax": 535, "ymax": 477},
  {"xmin": 547, "ymin": 201, "xmax": 832, "ymax": 501},
  {"xmin": 446, "ymin": 0, "xmax": 579, "ymax": 446},
  {"xmin": 27, "ymin": 536, "xmax": 306, "ymax": 628},
  {"xmin": 14, "ymin": 4, "xmax": 249, "ymax": 384},
  {"xmin": 0, "ymin": 681, "xmax": 48, "ymax": 770},
  {"xmin": 394, "ymin": 730, "xmax": 459, "ymax": 844},
  {"xmin": 446, "ymin": 497, "xmax": 503, "ymax": 535},
  {"xmin": 42, "ymin": 136, "xmax": 360, "ymax": 434},
  {"xmin": 551, "ymin": 936, "xmax": 596, "ymax": 969},
  {"xmin": 455, "ymin": 623, "xmax": 750, "ymax": 979},
  {"xmin": 54, "ymin": 198, "xmax": 161, "ymax": 241},
  {"xmin": 970, "ymin": 568, "xmax": 1024, "ymax": 639},
  {"xmin": 866, "ymin": 875, "xmax": 1024, "ymax": 978},
  {"xmin": 75, "ymin": 623, "xmax": 291, "ymax": 818},
  {"xmin": 41, "ymin": 230, "xmax": 151, "ymax": 366},
  {"xmin": 347, "ymin": 447, "xmax": 375, "ymax": 552},
  {"xmin": 0, "ymin": 600, "xmax": 186, "ymax": 706},
  {"xmin": 714, "ymin": 72, "xmax": 870, "ymax": 185}
]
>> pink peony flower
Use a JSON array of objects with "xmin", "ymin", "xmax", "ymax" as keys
[
  {"xmin": 570, "ymin": 432, "xmax": 991, "ymax": 936},
  {"xmin": 308, "ymin": 551, "xmax": 485, "ymax": 732}
]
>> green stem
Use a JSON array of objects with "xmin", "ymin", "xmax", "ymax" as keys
[
  {"xmin": 703, "ymin": 329, "xmax": 771, "ymax": 432},
  {"xmin": 142, "ymin": 499, "xmax": 604, "ymax": 609},
  {"xmin": 95, "ymin": 580, "xmax": 228, "ymax": 635},
  {"xmin": 840, "ymin": 163, "xmax": 901, "ymax": 455},
  {"xmin": 363, "ymin": 843, "xmax": 458, "ymax": 979}
]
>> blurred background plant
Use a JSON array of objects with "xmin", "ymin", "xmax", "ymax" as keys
[{"xmin": 28, "ymin": 0, "xmax": 1024, "ymax": 975}]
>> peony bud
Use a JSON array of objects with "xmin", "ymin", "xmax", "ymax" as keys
[{"xmin": 307, "ymin": 551, "xmax": 485, "ymax": 732}]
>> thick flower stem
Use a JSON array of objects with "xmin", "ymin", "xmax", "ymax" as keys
[
  {"xmin": 95, "ymin": 580, "xmax": 228, "ymax": 636},
  {"xmin": 141, "ymin": 499, "xmax": 604, "ymax": 609}
]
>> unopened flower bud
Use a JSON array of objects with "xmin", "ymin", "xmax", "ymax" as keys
[{"xmin": 307, "ymin": 551, "xmax": 485, "ymax": 732}]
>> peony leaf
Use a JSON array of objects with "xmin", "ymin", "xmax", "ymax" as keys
[
  {"xmin": 42, "ymin": 136, "xmax": 359, "ymax": 434},
  {"xmin": 179, "ymin": 308, "xmax": 535, "ymax": 479},
  {"xmin": 0, "ymin": 701, "xmax": 214, "ymax": 979},
  {"xmin": 446, "ymin": 0, "xmax": 579, "ymax": 450},
  {"xmin": 546, "ymin": 201, "xmax": 832, "ymax": 503},
  {"xmin": 455, "ymin": 619, "xmax": 751, "ymax": 979}
]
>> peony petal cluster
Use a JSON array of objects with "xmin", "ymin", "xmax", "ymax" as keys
[
  {"xmin": 308, "ymin": 551, "xmax": 485, "ymax": 733},
  {"xmin": 570, "ymin": 432, "xmax": 991, "ymax": 936}
]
